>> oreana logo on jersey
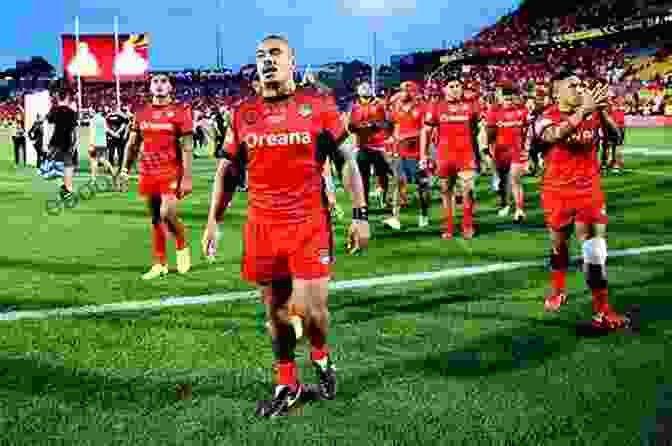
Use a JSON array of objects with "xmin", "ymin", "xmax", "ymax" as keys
[
  {"xmin": 140, "ymin": 122, "xmax": 174, "ymax": 130},
  {"xmin": 440, "ymin": 114, "xmax": 469, "ymax": 122},
  {"xmin": 496, "ymin": 120, "xmax": 525, "ymax": 128},
  {"xmin": 244, "ymin": 131, "xmax": 312, "ymax": 148}
]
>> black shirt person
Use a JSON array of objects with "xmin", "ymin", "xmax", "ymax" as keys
[{"xmin": 46, "ymin": 90, "xmax": 78, "ymax": 197}]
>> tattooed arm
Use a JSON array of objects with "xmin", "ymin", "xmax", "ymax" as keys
[{"xmin": 334, "ymin": 140, "xmax": 366, "ymax": 208}]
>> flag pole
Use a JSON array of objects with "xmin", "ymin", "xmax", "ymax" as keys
[
  {"xmin": 372, "ymin": 31, "xmax": 377, "ymax": 96},
  {"xmin": 114, "ymin": 16, "xmax": 121, "ymax": 110},
  {"xmin": 75, "ymin": 16, "xmax": 82, "ymax": 113}
]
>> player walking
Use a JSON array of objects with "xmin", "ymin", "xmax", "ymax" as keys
[
  {"xmin": 420, "ymin": 74, "xmax": 482, "ymax": 239},
  {"xmin": 536, "ymin": 69, "xmax": 628, "ymax": 330},
  {"xmin": 201, "ymin": 35, "xmax": 370, "ymax": 417},
  {"xmin": 386, "ymin": 81, "xmax": 431, "ymax": 229},
  {"xmin": 119, "ymin": 73, "xmax": 193, "ymax": 279},
  {"xmin": 349, "ymin": 81, "xmax": 392, "ymax": 209},
  {"xmin": 485, "ymin": 84, "xmax": 530, "ymax": 222}
]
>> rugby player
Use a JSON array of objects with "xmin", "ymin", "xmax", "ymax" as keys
[
  {"xmin": 386, "ymin": 81, "xmax": 431, "ymax": 229},
  {"xmin": 486, "ymin": 83, "xmax": 529, "ymax": 222},
  {"xmin": 536, "ymin": 69, "xmax": 628, "ymax": 330},
  {"xmin": 349, "ymin": 81, "xmax": 392, "ymax": 209},
  {"xmin": 421, "ymin": 74, "xmax": 481, "ymax": 239},
  {"xmin": 606, "ymin": 93, "xmax": 626, "ymax": 174},
  {"xmin": 202, "ymin": 34, "xmax": 370, "ymax": 417},
  {"xmin": 526, "ymin": 85, "xmax": 550, "ymax": 176},
  {"xmin": 119, "ymin": 73, "xmax": 194, "ymax": 279}
]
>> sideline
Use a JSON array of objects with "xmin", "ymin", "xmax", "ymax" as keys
[{"xmin": 1, "ymin": 244, "xmax": 671, "ymax": 322}]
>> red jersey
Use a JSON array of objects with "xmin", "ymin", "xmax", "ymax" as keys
[
  {"xmin": 609, "ymin": 106, "xmax": 625, "ymax": 129},
  {"xmin": 223, "ymin": 90, "xmax": 346, "ymax": 225},
  {"xmin": 539, "ymin": 106, "xmax": 603, "ymax": 196},
  {"xmin": 486, "ymin": 104, "xmax": 529, "ymax": 163},
  {"xmin": 390, "ymin": 99, "xmax": 425, "ymax": 158},
  {"xmin": 425, "ymin": 99, "xmax": 481, "ymax": 162},
  {"xmin": 135, "ymin": 102, "xmax": 192, "ymax": 178},
  {"xmin": 350, "ymin": 98, "xmax": 387, "ymax": 149}
]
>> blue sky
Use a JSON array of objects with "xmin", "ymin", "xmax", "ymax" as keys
[{"xmin": 2, "ymin": 0, "xmax": 521, "ymax": 72}]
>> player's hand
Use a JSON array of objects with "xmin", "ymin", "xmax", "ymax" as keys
[
  {"xmin": 179, "ymin": 176, "xmax": 193, "ymax": 197},
  {"xmin": 117, "ymin": 167, "xmax": 129, "ymax": 191},
  {"xmin": 581, "ymin": 85, "xmax": 608, "ymax": 115},
  {"xmin": 348, "ymin": 219, "xmax": 370, "ymax": 254}
]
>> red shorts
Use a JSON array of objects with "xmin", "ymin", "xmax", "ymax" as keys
[
  {"xmin": 139, "ymin": 174, "xmax": 181, "ymax": 199},
  {"xmin": 436, "ymin": 158, "xmax": 477, "ymax": 178},
  {"xmin": 241, "ymin": 212, "xmax": 334, "ymax": 285},
  {"xmin": 542, "ymin": 192, "xmax": 608, "ymax": 231}
]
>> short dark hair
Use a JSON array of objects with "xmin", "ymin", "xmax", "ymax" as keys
[
  {"xmin": 261, "ymin": 34, "xmax": 289, "ymax": 44},
  {"xmin": 150, "ymin": 72, "xmax": 175, "ymax": 85},
  {"xmin": 260, "ymin": 34, "xmax": 294, "ymax": 56}
]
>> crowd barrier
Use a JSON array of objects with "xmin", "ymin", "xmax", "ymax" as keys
[{"xmin": 625, "ymin": 115, "xmax": 672, "ymax": 128}]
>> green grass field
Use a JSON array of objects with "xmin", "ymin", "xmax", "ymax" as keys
[{"xmin": 1, "ymin": 127, "xmax": 671, "ymax": 445}]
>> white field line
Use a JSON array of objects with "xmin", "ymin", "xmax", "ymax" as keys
[
  {"xmin": 624, "ymin": 147, "xmax": 672, "ymax": 156},
  {"xmin": 1, "ymin": 244, "xmax": 671, "ymax": 322}
]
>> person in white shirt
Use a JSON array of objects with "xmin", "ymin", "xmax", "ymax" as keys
[{"xmin": 88, "ymin": 107, "xmax": 113, "ymax": 178}]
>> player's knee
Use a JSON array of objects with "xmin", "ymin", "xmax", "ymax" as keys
[{"xmin": 149, "ymin": 196, "xmax": 162, "ymax": 225}]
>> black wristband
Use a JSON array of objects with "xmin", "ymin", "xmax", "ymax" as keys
[{"xmin": 353, "ymin": 207, "xmax": 368, "ymax": 221}]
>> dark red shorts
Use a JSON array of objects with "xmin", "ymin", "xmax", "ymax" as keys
[
  {"xmin": 242, "ymin": 212, "xmax": 333, "ymax": 285},
  {"xmin": 139, "ymin": 174, "xmax": 181, "ymax": 199},
  {"xmin": 436, "ymin": 158, "xmax": 477, "ymax": 178},
  {"xmin": 542, "ymin": 191, "xmax": 608, "ymax": 231}
]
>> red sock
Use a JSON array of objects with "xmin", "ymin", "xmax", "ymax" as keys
[
  {"xmin": 462, "ymin": 196, "xmax": 474, "ymax": 231},
  {"xmin": 166, "ymin": 219, "xmax": 187, "ymax": 250},
  {"xmin": 445, "ymin": 202, "xmax": 454, "ymax": 233},
  {"xmin": 274, "ymin": 360, "xmax": 298, "ymax": 387},
  {"xmin": 551, "ymin": 271, "xmax": 566, "ymax": 291},
  {"xmin": 515, "ymin": 187, "xmax": 524, "ymax": 210},
  {"xmin": 591, "ymin": 288, "xmax": 609, "ymax": 314},
  {"xmin": 174, "ymin": 220, "xmax": 186, "ymax": 250},
  {"xmin": 310, "ymin": 345, "xmax": 329, "ymax": 363},
  {"xmin": 152, "ymin": 224, "xmax": 167, "ymax": 264}
]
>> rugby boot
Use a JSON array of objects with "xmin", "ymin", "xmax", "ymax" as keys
[
  {"xmin": 142, "ymin": 264, "xmax": 168, "ymax": 280},
  {"xmin": 591, "ymin": 304, "xmax": 629, "ymax": 331},
  {"xmin": 313, "ymin": 356, "xmax": 337, "ymax": 400},
  {"xmin": 544, "ymin": 290, "xmax": 568, "ymax": 312},
  {"xmin": 255, "ymin": 384, "xmax": 305, "ymax": 418}
]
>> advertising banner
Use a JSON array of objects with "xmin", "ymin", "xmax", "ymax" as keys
[
  {"xmin": 62, "ymin": 33, "xmax": 150, "ymax": 82},
  {"xmin": 625, "ymin": 115, "xmax": 672, "ymax": 127}
]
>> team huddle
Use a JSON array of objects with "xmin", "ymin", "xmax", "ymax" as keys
[{"xmin": 54, "ymin": 33, "xmax": 631, "ymax": 417}]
